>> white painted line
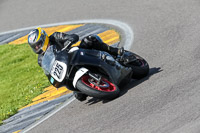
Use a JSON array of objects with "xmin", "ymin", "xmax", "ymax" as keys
[
  {"xmin": 0, "ymin": 33, "xmax": 21, "ymax": 44},
  {"xmin": 22, "ymin": 96, "xmax": 75, "ymax": 133}
]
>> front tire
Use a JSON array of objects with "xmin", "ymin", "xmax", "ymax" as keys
[{"xmin": 76, "ymin": 74, "xmax": 120, "ymax": 100}]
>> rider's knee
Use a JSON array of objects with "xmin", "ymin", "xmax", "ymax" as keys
[{"xmin": 80, "ymin": 34, "xmax": 103, "ymax": 48}]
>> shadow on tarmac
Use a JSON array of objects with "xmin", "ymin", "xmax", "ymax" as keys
[{"xmin": 85, "ymin": 67, "xmax": 163, "ymax": 105}]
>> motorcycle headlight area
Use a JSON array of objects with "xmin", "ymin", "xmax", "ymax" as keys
[{"xmin": 50, "ymin": 60, "xmax": 67, "ymax": 82}]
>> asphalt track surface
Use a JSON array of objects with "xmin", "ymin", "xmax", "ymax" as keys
[{"xmin": 1, "ymin": 0, "xmax": 200, "ymax": 133}]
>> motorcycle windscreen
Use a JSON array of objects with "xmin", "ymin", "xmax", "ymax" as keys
[{"xmin": 42, "ymin": 45, "xmax": 56, "ymax": 75}]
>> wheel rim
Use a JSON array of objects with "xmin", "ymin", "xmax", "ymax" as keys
[{"xmin": 81, "ymin": 75, "xmax": 117, "ymax": 92}]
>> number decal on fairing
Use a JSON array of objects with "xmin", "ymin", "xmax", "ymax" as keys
[
  {"xmin": 53, "ymin": 63, "xmax": 63, "ymax": 79},
  {"xmin": 50, "ymin": 61, "xmax": 67, "ymax": 82}
]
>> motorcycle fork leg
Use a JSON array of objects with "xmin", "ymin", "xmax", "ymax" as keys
[{"xmin": 88, "ymin": 72, "xmax": 102, "ymax": 85}]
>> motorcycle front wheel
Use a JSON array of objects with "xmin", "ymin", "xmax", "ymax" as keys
[{"xmin": 76, "ymin": 74, "xmax": 120, "ymax": 100}]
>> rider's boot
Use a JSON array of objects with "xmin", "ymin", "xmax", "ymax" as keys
[
  {"xmin": 118, "ymin": 47, "xmax": 124, "ymax": 56},
  {"xmin": 73, "ymin": 92, "xmax": 87, "ymax": 101},
  {"xmin": 109, "ymin": 46, "xmax": 124, "ymax": 56}
]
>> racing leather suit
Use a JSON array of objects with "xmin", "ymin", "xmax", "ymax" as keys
[
  {"xmin": 38, "ymin": 32, "xmax": 121, "ymax": 66},
  {"xmin": 79, "ymin": 35, "xmax": 122, "ymax": 56}
]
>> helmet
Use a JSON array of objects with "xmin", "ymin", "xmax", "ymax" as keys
[{"xmin": 28, "ymin": 27, "xmax": 49, "ymax": 54}]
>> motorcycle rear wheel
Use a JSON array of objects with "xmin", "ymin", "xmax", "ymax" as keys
[
  {"xmin": 124, "ymin": 53, "xmax": 149, "ymax": 79},
  {"xmin": 76, "ymin": 74, "xmax": 120, "ymax": 100}
]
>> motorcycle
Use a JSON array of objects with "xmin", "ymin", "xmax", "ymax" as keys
[{"xmin": 41, "ymin": 42, "xmax": 149, "ymax": 101}]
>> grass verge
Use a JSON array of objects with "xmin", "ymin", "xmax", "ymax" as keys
[{"xmin": 0, "ymin": 43, "xmax": 50, "ymax": 125}]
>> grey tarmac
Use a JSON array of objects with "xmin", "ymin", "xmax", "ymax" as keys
[{"xmin": 1, "ymin": 0, "xmax": 200, "ymax": 133}]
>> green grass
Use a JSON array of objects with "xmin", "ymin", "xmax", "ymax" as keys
[{"xmin": 0, "ymin": 43, "xmax": 50, "ymax": 125}]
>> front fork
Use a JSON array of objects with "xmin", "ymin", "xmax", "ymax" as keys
[
  {"xmin": 72, "ymin": 67, "xmax": 102, "ymax": 88},
  {"xmin": 88, "ymin": 72, "xmax": 102, "ymax": 85}
]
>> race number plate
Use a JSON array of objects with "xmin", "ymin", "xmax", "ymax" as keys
[{"xmin": 50, "ymin": 60, "xmax": 67, "ymax": 82}]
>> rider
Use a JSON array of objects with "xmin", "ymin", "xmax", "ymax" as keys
[{"xmin": 28, "ymin": 27, "xmax": 124, "ymax": 101}]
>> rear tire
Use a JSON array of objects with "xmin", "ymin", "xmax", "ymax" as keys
[
  {"xmin": 124, "ymin": 53, "xmax": 149, "ymax": 79},
  {"xmin": 76, "ymin": 74, "xmax": 120, "ymax": 100}
]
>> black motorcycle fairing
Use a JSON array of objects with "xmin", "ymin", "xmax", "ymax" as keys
[
  {"xmin": 68, "ymin": 48, "xmax": 132, "ymax": 85},
  {"xmin": 42, "ymin": 46, "xmax": 132, "ymax": 90}
]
